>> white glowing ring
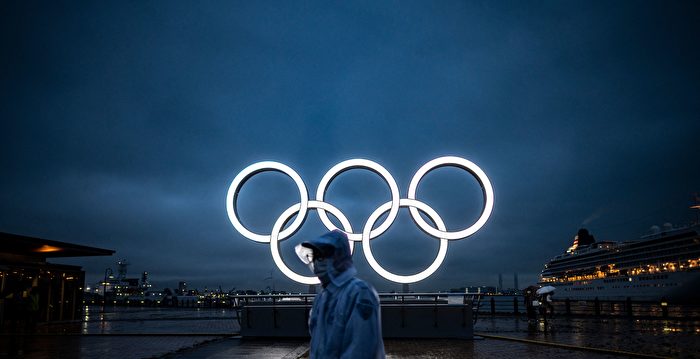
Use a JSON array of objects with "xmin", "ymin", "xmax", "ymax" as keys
[
  {"xmin": 270, "ymin": 200, "xmax": 354, "ymax": 285},
  {"xmin": 227, "ymin": 157, "xmax": 495, "ymax": 285},
  {"xmin": 407, "ymin": 156, "xmax": 494, "ymax": 240},
  {"xmin": 226, "ymin": 161, "xmax": 309, "ymax": 243},
  {"xmin": 362, "ymin": 199, "xmax": 448, "ymax": 284},
  {"xmin": 316, "ymin": 159, "xmax": 400, "ymax": 242}
]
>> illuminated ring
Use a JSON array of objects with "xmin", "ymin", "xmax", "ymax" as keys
[
  {"xmin": 362, "ymin": 198, "xmax": 448, "ymax": 283},
  {"xmin": 316, "ymin": 159, "xmax": 400, "ymax": 242},
  {"xmin": 270, "ymin": 200, "xmax": 354, "ymax": 285},
  {"xmin": 407, "ymin": 156, "xmax": 494, "ymax": 240},
  {"xmin": 226, "ymin": 161, "xmax": 309, "ymax": 243}
]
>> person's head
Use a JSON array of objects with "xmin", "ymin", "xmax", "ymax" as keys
[
  {"xmin": 296, "ymin": 230, "xmax": 353, "ymax": 287},
  {"xmin": 302, "ymin": 242, "xmax": 334, "ymax": 285}
]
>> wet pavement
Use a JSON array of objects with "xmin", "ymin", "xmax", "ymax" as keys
[
  {"xmin": 0, "ymin": 335, "xmax": 224, "ymax": 359},
  {"xmin": 76, "ymin": 306, "xmax": 238, "ymax": 335},
  {"xmin": 474, "ymin": 316, "xmax": 700, "ymax": 359},
  {"xmin": 1, "ymin": 306, "xmax": 699, "ymax": 358},
  {"xmin": 163, "ymin": 336, "xmax": 632, "ymax": 359}
]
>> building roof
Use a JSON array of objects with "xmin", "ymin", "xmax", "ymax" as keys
[{"xmin": 0, "ymin": 231, "xmax": 115, "ymax": 258}]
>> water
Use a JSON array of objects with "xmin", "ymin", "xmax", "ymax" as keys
[{"xmin": 75, "ymin": 305, "xmax": 240, "ymax": 334}]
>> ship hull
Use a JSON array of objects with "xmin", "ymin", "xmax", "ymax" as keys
[{"xmin": 541, "ymin": 270, "xmax": 700, "ymax": 303}]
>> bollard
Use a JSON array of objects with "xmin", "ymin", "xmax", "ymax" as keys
[
  {"xmin": 400, "ymin": 295, "xmax": 406, "ymax": 328},
  {"xmin": 433, "ymin": 296, "xmax": 439, "ymax": 328},
  {"xmin": 513, "ymin": 296, "xmax": 519, "ymax": 314},
  {"xmin": 272, "ymin": 297, "xmax": 278, "ymax": 328},
  {"xmin": 490, "ymin": 297, "xmax": 496, "ymax": 315},
  {"xmin": 304, "ymin": 296, "xmax": 310, "ymax": 329}
]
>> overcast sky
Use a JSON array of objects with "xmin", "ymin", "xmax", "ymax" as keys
[{"xmin": 2, "ymin": 1, "xmax": 699, "ymax": 293}]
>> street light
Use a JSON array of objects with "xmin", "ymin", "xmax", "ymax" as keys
[{"xmin": 102, "ymin": 268, "xmax": 113, "ymax": 313}]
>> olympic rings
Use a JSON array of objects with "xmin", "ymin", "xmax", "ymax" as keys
[
  {"xmin": 408, "ymin": 156, "xmax": 495, "ymax": 240},
  {"xmin": 226, "ymin": 156, "xmax": 494, "ymax": 284},
  {"xmin": 316, "ymin": 159, "xmax": 400, "ymax": 242},
  {"xmin": 270, "ymin": 201, "xmax": 354, "ymax": 285},
  {"xmin": 363, "ymin": 199, "xmax": 448, "ymax": 284},
  {"xmin": 226, "ymin": 161, "xmax": 308, "ymax": 243}
]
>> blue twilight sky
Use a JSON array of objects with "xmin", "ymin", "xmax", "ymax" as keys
[{"xmin": 1, "ymin": 1, "xmax": 699, "ymax": 292}]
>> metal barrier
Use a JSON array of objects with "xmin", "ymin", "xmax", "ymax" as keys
[
  {"xmin": 464, "ymin": 294, "xmax": 700, "ymax": 319},
  {"xmin": 235, "ymin": 293, "xmax": 480, "ymax": 339},
  {"xmin": 552, "ymin": 298, "xmax": 700, "ymax": 319}
]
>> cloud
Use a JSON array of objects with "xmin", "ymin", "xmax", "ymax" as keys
[{"xmin": 2, "ymin": 1, "xmax": 699, "ymax": 292}]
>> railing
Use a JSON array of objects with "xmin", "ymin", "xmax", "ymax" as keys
[
  {"xmin": 231, "ymin": 292, "xmax": 484, "ymax": 306},
  {"xmin": 78, "ymin": 293, "xmax": 700, "ymax": 321},
  {"xmin": 232, "ymin": 292, "xmax": 485, "ymax": 326},
  {"xmin": 378, "ymin": 292, "xmax": 484, "ymax": 326},
  {"xmin": 464, "ymin": 294, "xmax": 700, "ymax": 319},
  {"xmin": 551, "ymin": 297, "xmax": 700, "ymax": 319},
  {"xmin": 476, "ymin": 295, "xmax": 525, "ymax": 315},
  {"xmin": 236, "ymin": 292, "xmax": 481, "ymax": 337}
]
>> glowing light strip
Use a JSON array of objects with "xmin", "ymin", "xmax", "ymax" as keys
[
  {"xmin": 407, "ymin": 156, "xmax": 494, "ymax": 240},
  {"xmin": 226, "ymin": 161, "xmax": 308, "ymax": 243},
  {"xmin": 315, "ymin": 159, "xmax": 400, "ymax": 242},
  {"xmin": 226, "ymin": 156, "xmax": 494, "ymax": 284},
  {"xmin": 362, "ymin": 199, "xmax": 448, "ymax": 283},
  {"xmin": 269, "ymin": 201, "xmax": 354, "ymax": 285}
]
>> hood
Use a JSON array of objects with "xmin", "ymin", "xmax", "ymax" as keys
[{"xmin": 302, "ymin": 230, "xmax": 356, "ymax": 288}]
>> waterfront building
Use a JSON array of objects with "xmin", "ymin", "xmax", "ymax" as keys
[{"xmin": 0, "ymin": 231, "xmax": 113, "ymax": 326}]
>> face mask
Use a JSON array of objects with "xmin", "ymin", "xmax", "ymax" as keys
[
  {"xmin": 295, "ymin": 244, "xmax": 331, "ymax": 286},
  {"xmin": 313, "ymin": 257, "xmax": 331, "ymax": 284}
]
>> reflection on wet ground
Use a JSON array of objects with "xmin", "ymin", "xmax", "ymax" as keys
[
  {"xmin": 44, "ymin": 306, "xmax": 239, "ymax": 335},
  {"xmin": 475, "ymin": 316, "xmax": 700, "ymax": 358},
  {"xmin": 2, "ymin": 306, "xmax": 699, "ymax": 358}
]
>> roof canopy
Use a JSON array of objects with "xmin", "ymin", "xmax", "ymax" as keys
[{"xmin": 0, "ymin": 232, "xmax": 115, "ymax": 258}]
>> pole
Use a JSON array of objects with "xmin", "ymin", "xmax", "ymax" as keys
[{"xmin": 102, "ymin": 268, "xmax": 112, "ymax": 313}]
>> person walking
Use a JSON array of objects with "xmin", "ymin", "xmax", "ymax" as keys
[{"xmin": 296, "ymin": 230, "xmax": 385, "ymax": 358}]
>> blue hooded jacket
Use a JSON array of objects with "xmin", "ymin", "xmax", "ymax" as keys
[{"xmin": 304, "ymin": 230, "xmax": 385, "ymax": 359}]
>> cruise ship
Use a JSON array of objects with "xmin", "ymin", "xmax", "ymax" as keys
[{"xmin": 539, "ymin": 222, "xmax": 700, "ymax": 302}]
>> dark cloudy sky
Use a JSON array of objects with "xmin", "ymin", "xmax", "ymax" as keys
[{"xmin": 2, "ymin": 1, "xmax": 699, "ymax": 293}]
